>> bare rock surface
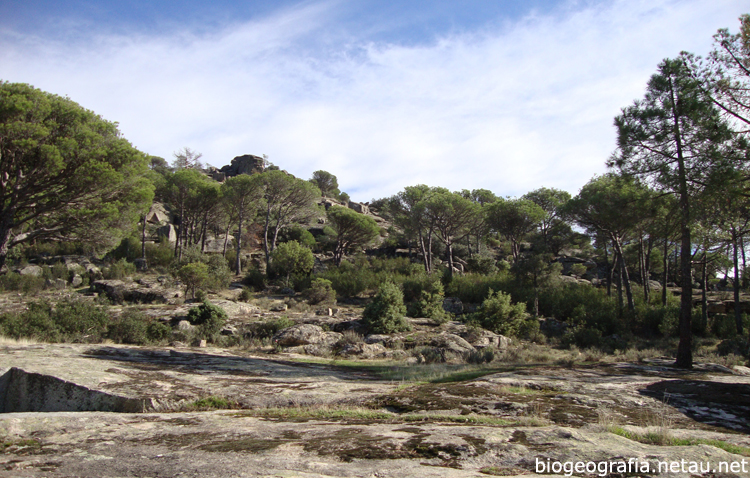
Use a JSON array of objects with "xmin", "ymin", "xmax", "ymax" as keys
[
  {"xmin": 0, "ymin": 344, "xmax": 393, "ymax": 412},
  {"xmin": 3, "ymin": 411, "xmax": 749, "ymax": 478},
  {"xmin": 2, "ymin": 344, "xmax": 750, "ymax": 477}
]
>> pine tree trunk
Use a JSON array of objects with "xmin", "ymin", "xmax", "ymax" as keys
[{"xmin": 734, "ymin": 231, "xmax": 743, "ymax": 335}]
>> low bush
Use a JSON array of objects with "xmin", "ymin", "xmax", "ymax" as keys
[
  {"xmin": 243, "ymin": 267, "xmax": 267, "ymax": 291},
  {"xmin": 362, "ymin": 282, "xmax": 411, "ymax": 334},
  {"xmin": 470, "ymin": 290, "xmax": 530, "ymax": 337},
  {"xmin": 444, "ymin": 272, "xmax": 512, "ymax": 304},
  {"xmin": 238, "ymin": 287, "xmax": 253, "ymax": 302},
  {"xmin": 108, "ymin": 309, "xmax": 149, "ymax": 344},
  {"xmin": 145, "ymin": 240, "xmax": 174, "ymax": 268},
  {"xmin": 103, "ymin": 258, "xmax": 136, "ymax": 280},
  {"xmin": 187, "ymin": 301, "xmax": 227, "ymax": 341},
  {"xmin": 0, "ymin": 299, "xmax": 108, "ymax": 343},
  {"xmin": 305, "ymin": 278, "xmax": 336, "ymax": 305},
  {"xmin": 106, "ymin": 309, "xmax": 172, "ymax": 345},
  {"xmin": 243, "ymin": 316, "xmax": 294, "ymax": 340},
  {"xmin": 177, "ymin": 262, "xmax": 210, "ymax": 299},
  {"xmin": 0, "ymin": 273, "xmax": 46, "ymax": 294},
  {"xmin": 403, "ymin": 274, "xmax": 448, "ymax": 322}
]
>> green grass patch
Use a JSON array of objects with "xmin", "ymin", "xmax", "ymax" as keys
[
  {"xmin": 185, "ymin": 396, "xmax": 236, "ymax": 411},
  {"xmin": 608, "ymin": 427, "xmax": 750, "ymax": 456},
  {"xmin": 286, "ymin": 356, "xmax": 518, "ymax": 384},
  {"xmin": 229, "ymin": 406, "xmax": 516, "ymax": 426},
  {"xmin": 1, "ymin": 438, "xmax": 42, "ymax": 455}
]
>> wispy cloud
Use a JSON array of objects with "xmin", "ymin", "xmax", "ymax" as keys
[{"xmin": 1, "ymin": 0, "xmax": 746, "ymax": 201}]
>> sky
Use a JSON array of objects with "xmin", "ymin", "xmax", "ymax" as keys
[{"xmin": 1, "ymin": 0, "xmax": 747, "ymax": 202}]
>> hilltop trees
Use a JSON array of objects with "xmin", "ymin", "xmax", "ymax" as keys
[
  {"xmin": 327, "ymin": 206, "xmax": 380, "ymax": 266},
  {"xmin": 421, "ymin": 191, "xmax": 481, "ymax": 278},
  {"xmin": 256, "ymin": 170, "xmax": 320, "ymax": 269},
  {"xmin": 610, "ymin": 57, "xmax": 741, "ymax": 368},
  {"xmin": 310, "ymin": 170, "xmax": 339, "ymax": 198},
  {"xmin": 0, "ymin": 82, "xmax": 153, "ymax": 269},
  {"xmin": 221, "ymin": 174, "xmax": 262, "ymax": 274}
]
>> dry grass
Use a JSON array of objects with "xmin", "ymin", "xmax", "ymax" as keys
[{"xmin": 0, "ymin": 335, "xmax": 38, "ymax": 345}]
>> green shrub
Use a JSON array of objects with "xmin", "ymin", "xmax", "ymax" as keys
[
  {"xmin": 472, "ymin": 290, "xmax": 529, "ymax": 337},
  {"xmin": 0, "ymin": 302, "xmax": 61, "ymax": 342},
  {"xmin": 444, "ymin": 272, "xmax": 512, "ymax": 304},
  {"xmin": 710, "ymin": 313, "xmax": 750, "ymax": 339},
  {"xmin": 538, "ymin": 283, "xmax": 620, "ymax": 336},
  {"xmin": 145, "ymin": 239, "xmax": 174, "ymax": 268},
  {"xmin": 561, "ymin": 324, "xmax": 604, "ymax": 349},
  {"xmin": 53, "ymin": 299, "xmax": 110, "ymax": 342},
  {"xmin": 177, "ymin": 262, "xmax": 210, "ymax": 299},
  {"xmin": 238, "ymin": 287, "xmax": 253, "ymax": 302},
  {"xmin": 243, "ymin": 267, "xmax": 267, "ymax": 291},
  {"xmin": 404, "ymin": 274, "xmax": 448, "ymax": 322},
  {"xmin": 277, "ymin": 226, "xmax": 316, "ymax": 249},
  {"xmin": 244, "ymin": 316, "xmax": 294, "ymax": 339},
  {"xmin": 103, "ymin": 258, "xmax": 136, "ymax": 280},
  {"xmin": 465, "ymin": 255, "xmax": 498, "ymax": 275},
  {"xmin": 146, "ymin": 321, "xmax": 172, "ymax": 343},
  {"xmin": 0, "ymin": 273, "xmax": 46, "ymax": 294},
  {"xmin": 206, "ymin": 255, "xmax": 232, "ymax": 290},
  {"xmin": 271, "ymin": 241, "xmax": 314, "ymax": 287},
  {"xmin": 108, "ymin": 309, "xmax": 149, "ymax": 344},
  {"xmin": 362, "ymin": 282, "xmax": 411, "ymax": 334},
  {"xmin": 0, "ymin": 299, "xmax": 109, "ymax": 343},
  {"xmin": 187, "ymin": 301, "xmax": 227, "ymax": 341},
  {"xmin": 111, "ymin": 235, "xmax": 141, "ymax": 262},
  {"xmin": 305, "ymin": 278, "xmax": 336, "ymax": 305}
]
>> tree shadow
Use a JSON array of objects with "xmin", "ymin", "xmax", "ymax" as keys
[{"xmin": 640, "ymin": 379, "xmax": 750, "ymax": 433}]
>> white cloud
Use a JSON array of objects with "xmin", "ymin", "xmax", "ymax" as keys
[{"xmin": 1, "ymin": 0, "xmax": 746, "ymax": 201}]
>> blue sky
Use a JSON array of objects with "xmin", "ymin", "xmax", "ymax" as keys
[{"xmin": 1, "ymin": 0, "xmax": 747, "ymax": 202}]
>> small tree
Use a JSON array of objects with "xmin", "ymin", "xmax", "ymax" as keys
[
  {"xmin": 172, "ymin": 147, "xmax": 203, "ymax": 170},
  {"xmin": 476, "ymin": 290, "xmax": 529, "ymax": 337},
  {"xmin": 327, "ymin": 206, "xmax": 380, "ymax": 266},
  {"xmin": 271, "ymin": 240, "xmax": 314, "ymax": 288},
  {"xmin": 178, "ymin": 262, "xmax": 210, "ymax": 299},
  {"xmin": 310, "ymin": 170, "xmax": 339, "ymax": 197},
  {"xmin": 187, "ymin": 301, "xmax": 227, "ymax": 341},
  {"xmin": 362, "ymin": 282, "xmax": 411, "ymax": 334}
]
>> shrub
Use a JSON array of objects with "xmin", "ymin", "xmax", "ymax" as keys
[
  {"xmin": 111, "ymin": 235, "xmax": 142, "ymax": 262},
  {"xmin": 465, "ymin": 255, "xmax": 498, "ymax": 275},
  {"xmin": 271, "ymin": 241, "xmax": 314, "ymax": 288},
  {"xmin": 206, "ymin": 254, "xmax": 232, "ymax": 290},
  {"xmin": 244, "ymin": 316, "xmax": 294, "ymax": 340},
  {"xmin": 243, "ymin": 267, "xmax": 267, "ymax": 291},
  {"xmin": 305, "ymin": 278, "xmax": 336, "ymax": 305},
  {"xmin": 444, "ymin": 272, "xmax": 512, "ymax": 304},
  {"xmin": 472, "ymin": 290, "xmax": 529, "ymax": 337},
  {"xmin": 0, "ymin": 273, "xmax": 46, "ymax": 294},
  {"xmin": 0, "ymin": 299, "xmax": 109, "ymax": 343},
  {"xmin": 103, "ymin": 258, "xmax": 136, "ymax": 280},
  {"xmin": 362, "ymin": 282, "xmax": 411, "ymax": 334},
  {"xmin": 277, "ymin": 226, "xmax": 316, "ymax": 249},
  {"xmin": 177, "ymin": 262, "xmax": 210, "ymax": 299},
  {"xmin": 238, "ymin": 287, "xmax": 253, "ymax": 302},
  {"xmin": 404, "ymin": 274, "xmax": 448, "ymax": 322},
  {"xmin": 187, "ymin": 301, "xmax": 227, "ymax": 341},
  {"xmin": 108, "ymin": 309, "xmax": 149, "ymax": 344},
  {"xmin": 145, "ymin": 239, "xmax": 174, "ymax": 268},
  {"xmin": 146, "ymin": 321, "xmax": 172, "ymax": 343}
]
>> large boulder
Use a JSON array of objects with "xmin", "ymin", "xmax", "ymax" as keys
[
  {"xmin": 338, "ymin": 342, "xmax": 387, "ymax": 358},
  {"xmin": 273, "ymin": 324, "xmax": 326, "ymax": 346},
  {"xmin": 17, "ymin": 265, "xmax": 43, "ymax": 277},
  {"xmin": 219, "ymin": 155, "xmax": 265, "ymax": 177},
  {"xmin": 91, "ymin": 280, "xmax": 182, "ymax": 304},
  {"xmin": 431, "ymin": 333, "xmax": 475, "ymax": 355},
  {"xmin": 442, "ymin": 297, "xmax": 464, "ymax": 315},
  {"xmin": 348, "ymin": 201, "xmax": 370, "ymax": 215}
]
